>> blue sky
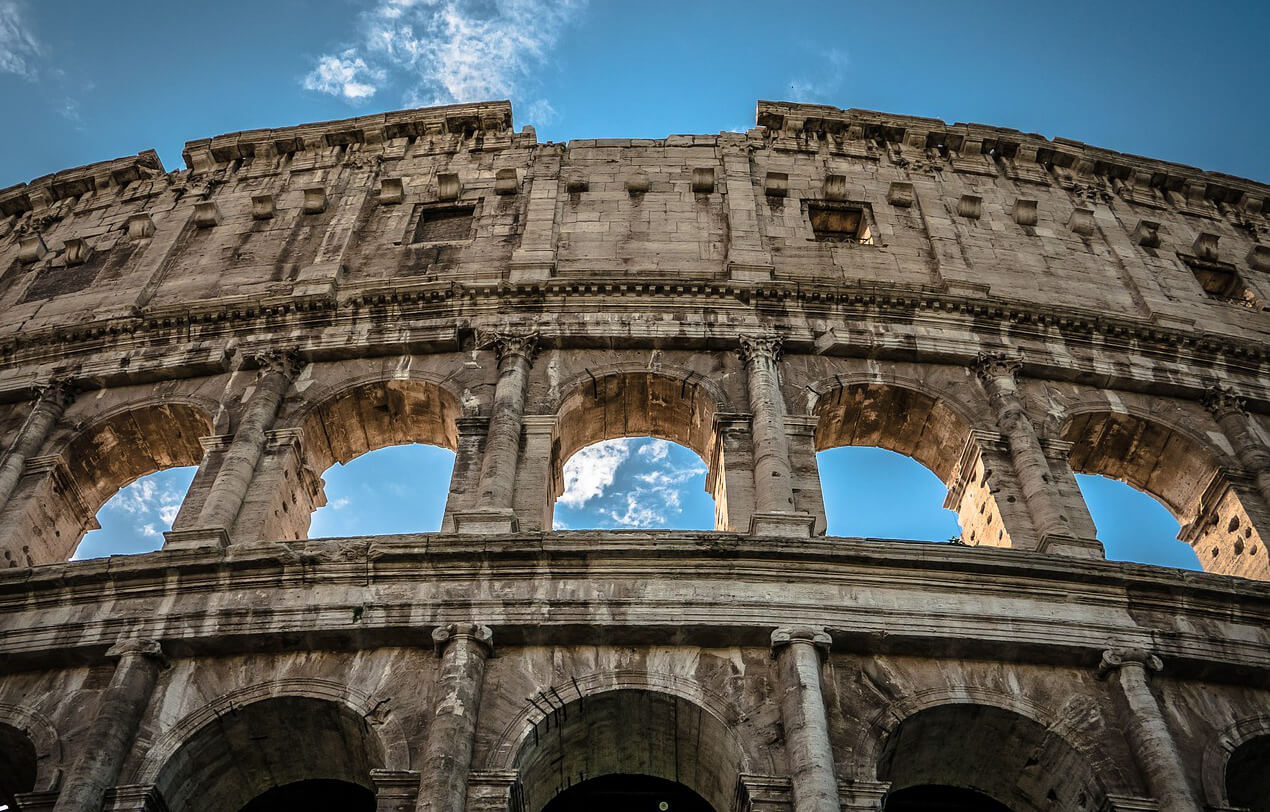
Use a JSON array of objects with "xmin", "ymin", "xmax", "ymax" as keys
[{"xmin": 7, "ymin": 0, "xmax": 1244, "ymax": 569}]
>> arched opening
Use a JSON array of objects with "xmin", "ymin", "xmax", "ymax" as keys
[
  {"xmin": 513, "ymin": 689, "xmax": 745, "ymax": 812},
  {"xmin": 0, "ymin": 722, "xmax": 37, "ymax": 809},
  {"xmin": 238, "ymin": 778, "xmax": 375, "ymax": 812},
  {"xmin": 250, "ymin": 379, "xmax": 460, "ymax": 541},
  {"xmin": 883, "ymin": 785, "xmax": 1013, "ymax": 811},
  {"xmin": 1075, "ymin": 474, "xmax": 1200, "ymax": 570},
  {"xmin": 551, "ymin": 372, "xmax": 722, "ymax": 530},
  {"xmin": 309, "ymin": 444, "xmax": 455, "ymax": 536},
  {"xmin": 0, "ymin": 403, "xmax": 211, "ymax": 565},
  {"xmin": 877, "ymin": 704, "xmax": 1106, "ymax": 812},
  {"xmin": 153, "ymin": 696, "xmax": 385, "ymax": 812},
  {"xmin": 542, "ymin": 774, "xmax": 714, "ymax": 812},
  {"xmin": 74, "ymin": 466, "xmax": 197, "ymax": 559},
  {"xmin": 815, "ymin": 383, "xmax": 1022, "ymax": 548},
  {"xmin": 1063, "ymin": 411, "xmax": 1267, "ymax": 578},
  {"xmin": 1226, "ymin": 733, "xmax": 1270, "ymax": 812},
  {"xmin": 554, "ymin": 438, "xmax": 713, "ymax": 530},
  {"xmin": 817, "ymin": 447, "xmax": 961, "ymax": 541}
]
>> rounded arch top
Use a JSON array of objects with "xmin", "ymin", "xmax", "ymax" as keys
[
  {"xmin": 497, "ymin": 680, "xmax": 754, "ymax": 812},
  {"xmin": 1201, "ymin": 715, "xmax": 1270, "ymax": 808},
  {"xmin": 0, "ymin": 703, "xmax": 63, "ymax": 793},
  {"xmin": 134, "ymin": 677, "xmax": 410, "ymax": 788},
  {"xmin": 550, "ymin": 365, "xmax": 726, "ymax": 475},
  {"xmin": 808, "ymin": 373, "xmax": 986, "ymax": 484},
  {"xmin": 289, "ymin": 373, "xmax": 464, "ymax": 473}
]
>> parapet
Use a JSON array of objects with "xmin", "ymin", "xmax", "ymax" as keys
[
  {"xmin": 757, "ymin": 100, "xmax": 1269, "ymax": 214},
  {"xmin": 180, "ymin": 100, "xmax": 518, "ymax": 174},
  {"xmin": 0, "ymin": 150, "xmax": 165, "ymax": 217}
]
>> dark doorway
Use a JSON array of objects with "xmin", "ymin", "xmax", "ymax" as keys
[
  {"xmin": 1227, "ymin": 734, "xmax": 1270, "ymax": 812},
  {"xmin": 238, "ymin": 779, "xmax": 375, "ymax": 812},
  {"xmin": 884, "ymin": 785, "xmax": 1014, "ymax": 812},
  {"xmin": 542, "ymin": 774, "xmax": 714, "ymax": 812}
]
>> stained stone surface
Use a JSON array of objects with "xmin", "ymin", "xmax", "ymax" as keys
[{"xmin": 0, "ymin": 100, "xmax": 1268, "ymax": 811}]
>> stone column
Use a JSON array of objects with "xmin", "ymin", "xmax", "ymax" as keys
[
  {"xmin": 52, "ymin": 639, "xmax": 165, "ymax": 812},
  {"xmin": 454, "ymin": 332, "xmax": 538, "ymax": 534},
  {"xmin": 174, "ymin": 351, "xmax": 303, "ymax": 546},
  {"xmin": 1098, "ymin": 649, "xmax": 1197, "ymax": 812},
  {"xmin": 0, "ymin": 381, "xmax": 75, "ymax": 516},
  {"xmin": 417, "ymin": 624, "xmax": 493, "ymax": 812},
  {"xmin": 740, "ymin": 335, "xmax": 813, "ymax": 537},
  {"xmin": 1205, "ymin": 386, "xmax": 1270, "ymax": 513},
  {"xmin": 441, "ymin": 416, "xmax": 489, "ymax": 533},
  {"xmin": 975, "ymin": 354, "xmax": 1102, "ymax": 557},
  {"xmin": 771, "ymin": 627, "xmax": 839, "ymax": 812}
]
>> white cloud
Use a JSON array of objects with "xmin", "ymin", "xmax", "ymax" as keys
[
  {"xmin": 786, "ymin": 49, "xmax": 850, "ymax": 103},
  {"xmin": 104, "ymin": 473, "xmax": 186, "ymax": 531},
  {"xmin": 558, "ymin": 438, "xmax": 631, "ymax": 508},
  {"xmin": 610, "ymin": 490, "xmax": 666, "ymax": 528},
  {"xmin": 330, "ymin": 497, "xmax": 351, "ymax": 510},
  {"xmin": 638, "ymin": 439, "xmax": 669, "ymax": 462},
  {"xmin": 0, "ymin": 1, "xmax": 40, "ymax": 78},
  {"xmin": 303, "ymin": 50, "xmax": 385, "ymax": 101},
  {"xmin": 304, "ymin": 0, "xmax": 583, "ymax": 110}
]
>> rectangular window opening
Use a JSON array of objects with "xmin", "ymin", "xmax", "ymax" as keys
[
  {"xmin": 1183, "ymin": 255, "xmax": 1260, "ymax": 309},
  {"xmin": 808, "ymin": 202, "xmax": 874, "ymax": 244},
  {"xmin": 411, "ymin": 204, "xmax": 475, "ymax": 244}
]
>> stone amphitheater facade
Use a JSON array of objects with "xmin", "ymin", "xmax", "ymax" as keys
[{"xmin": 0, "ymin": 99, "xmax": 1268, "ymax": 811}]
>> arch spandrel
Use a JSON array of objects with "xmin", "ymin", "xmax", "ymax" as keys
[{"xmin": 0, "ymin": 702, "xmax": 63, "ymax": 794}]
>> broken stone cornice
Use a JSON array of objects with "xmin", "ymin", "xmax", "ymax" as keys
[{"xmin": 756, "ymin": 100, "xmax": 1269, "ymax": 212}]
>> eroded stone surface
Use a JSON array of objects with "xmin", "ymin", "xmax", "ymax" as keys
[{"xmin": 0, "ymin": 100, "xmax": 1269, "ymax": 811}]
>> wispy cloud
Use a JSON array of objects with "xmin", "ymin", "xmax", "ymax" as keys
[
  {"xmin": 786, "ymin": 48, "xmax": 849, "ymax": 103},
  {"xmin": 303, "ymin": 50, "xmax": 385, "ymax": 101},
  {"xmin": 558, "ymin": 438, "xmax": 631, "ymax": 508},
  {"xmin": 0, "ymin": 0, "xmax": 41, "ymax": 78},
  {"xmin": 303, "ymin": 0, "xmax": 583, "ymax": 120}
]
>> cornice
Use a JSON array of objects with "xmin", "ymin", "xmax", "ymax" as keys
[
  {"xmin": 1, "ymin": 280, "xmax": 1267, "ymax": 404},
  {"xmin": 0, "ymin": 534, "xmax": 1268, "ymax": 681}
]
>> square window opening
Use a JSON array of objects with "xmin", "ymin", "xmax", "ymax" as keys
[
  {"xmin": 411, "ymin": 204, "xmax": 476, "ymax": 244},
  {"xmin": 808, "ymin": 203, "xmax": 874, "ymax": 245}
]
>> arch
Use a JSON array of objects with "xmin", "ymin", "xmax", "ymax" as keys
[
  {"xmin": 135, "ymin": 677, "xmax": 410, "ymax": 786},
  {"xmin": 242, "ymin": 375, "xmax": 463, "ymax": 541},
  {"xmin": 505, "ymin": 687, "xmax": 749, "ymax": 812},
  {"xmin": 549, "ymin": 368, "xmax": 725, "ymax": 530},
  {"xmin": 810, "ymin": 376, "xmax": 1028, "ymax": 549},
  {"xmin": 853, "ymin": 686, "xmax": 1129, "ymax": 799},
  {"xmin": 486, "ymin": 671, "xmax": 768, "ymax": 775},
  {"xmin": 1202, "ymin": 715, "xmax": 1270, "ymax": 809},
  {"xmin": 872, "ymin": 699, "xmax": 1112, "ymax": 812},
  {"xmin": 1061, "ymin": 407, "xmax": 1269, "ymax": 578},
  {"xmin": 0, "ymin": 703, "xmax": 62, "ymax": 794},
  {"xmin": 1, "ymin": 401, "xmax": 214, "ymax": 564}
]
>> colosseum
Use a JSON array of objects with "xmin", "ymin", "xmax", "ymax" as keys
[{"xmin": 0, "ymin": 98, "xmax": 1268, "ymax": 812}]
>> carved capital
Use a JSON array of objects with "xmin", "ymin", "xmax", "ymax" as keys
[
  {"xmin": 252, "ymin": 349, "xmax": 306, "ymax": 380},
  {"xmin": 1098, "ymin": 648, "xmax": 1162, "ymax": 679},
  {"xmin": 771, "ymin": 626, "xmax": 832, "ymax": 658},
  {"xmin": 106, "ymin": 637, "xmax": 166, "ymax": 665},
  {"xmin": 37, "ymin": 379, "xmax": 77, "ymax": 410},
  {"xmin": 975, "ymin": 352, "xmax": 1023, "ymax": 384},
  {"xmin": 1203, "ymin": 385, "xmax": 1247, "ymax": 420},
  {"xmin": 476, "ymin": 329, "xmax": 539, "ymax": 367},
  {"xmin": 737, "ymin": 333, "xmax": 784, "ymax": 366},
  {"xmin": 432, "ymin": 623, "xmax": 494, "ymax": 656}
]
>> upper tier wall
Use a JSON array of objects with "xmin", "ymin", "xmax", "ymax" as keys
[{"xmin": 0, "ymin": 99, "xmax": 1267, "ymax": 376}]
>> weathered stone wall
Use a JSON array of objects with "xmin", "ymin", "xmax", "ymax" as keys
[{"xmin": 0, "ymin": 100, "xmax": 1269, "ymax": 810}]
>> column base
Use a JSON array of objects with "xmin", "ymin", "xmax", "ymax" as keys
[
  {"xmin": 162, "ymin": 527, "xmax": 230, "ymax": 551},
  {"xmin": 749, "ymin": 511, "xmax": 815, "ymax": 538},
  {"xmin": 452, "ymin": 509, "xmax": 520, "ymax": 534},
  {"xmin": 1038, "ymin": 533, "xmax": 1105, "ymax": 559}
]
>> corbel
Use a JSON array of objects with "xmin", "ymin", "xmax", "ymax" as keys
[
  {"xmin": 957, "ymin": 194, "xmax": 983, "ymax": 219},
  {"xmin": 126, "ymin": 213, "xmax": 156, "ymax": 241},
  {"xmin": 764, "ymin": 172, "xmax": 788, "ymax": 198},
  {"xmin": 378, "ymin": 178, "xmax": 404, "ymax": 205},
  {"xmin": 437, "ymin": 173, "xmax": 462, "ymax": 201},
  {"xmin": 192, "ymin": 201, "xmax": 222, "ymax": 228},
  {"xmin": 302, "ymin": 187, "xmax": 327, "ymax": 214},
  {"xmin": 691, "ymin": 168, "xmax": 716, "ymax": 194},
  {"xmin": 1013, "ymin": 198, "xmax": 1039, "ymax": 226},
  {"xmin": 251, "ymin": 194, "xmax": 276, "ymax": 220},
  {"xmin": 494, "ymin": 168, "xmax": 519, "ymax": 195}
]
